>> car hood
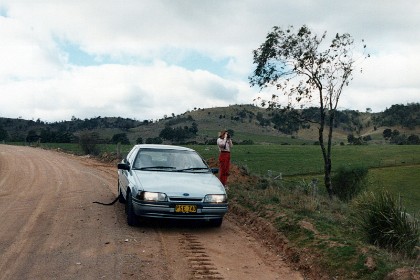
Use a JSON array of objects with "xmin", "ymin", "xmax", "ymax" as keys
[{"xmin": 131, "ymin": 170, "xmax": 225, "ymax": 197}]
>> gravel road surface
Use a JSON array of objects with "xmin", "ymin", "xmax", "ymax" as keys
[{"xmin": 0, "ymin": 145, "xmax": 303, "ymax": 280}]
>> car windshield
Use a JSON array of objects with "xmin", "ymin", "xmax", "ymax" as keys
[{"xmin": 133, "ymin": 148, "xmax": 209, "ymax": 172}]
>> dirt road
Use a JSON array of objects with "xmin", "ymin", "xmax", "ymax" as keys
[{"xmin": 0, "ymin": 145, "xmax": 303, "ymax": 280}]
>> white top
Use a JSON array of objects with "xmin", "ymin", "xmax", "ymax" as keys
[{"xmin": 217, "ymin": 137, "xmax": 233, "ymax": 152}]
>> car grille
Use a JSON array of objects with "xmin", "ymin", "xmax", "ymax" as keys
[{"xmin": 169, "ymin": 197, "xmax": 202, "ymax": 202}]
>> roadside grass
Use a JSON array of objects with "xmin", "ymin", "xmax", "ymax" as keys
[
  {"xmin": 368, "ymin": 166, "xmax": 420, "ymax": 214},
  {"xmin": 31, "ymin": 142, "xmax": 132, "ymax": 156},
  {"xmin": 37, "ymin": 142, "xmax": 85, "ymax": 154},
  {"xmin": 229, "ymin": 178, "xmax": 416, "ymax": 279}
]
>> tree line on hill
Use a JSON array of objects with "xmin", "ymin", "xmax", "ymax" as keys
[
  {"xmin": 0, "ymin": 103, "xmax": 418, "ymax": 145},
  {"xmin": 373, "ymin": 103, "xmax": 420, "ymax": 129},
  {"xmin": 0, "ymin": 116, "xmax": 144, "ymax": 144}
]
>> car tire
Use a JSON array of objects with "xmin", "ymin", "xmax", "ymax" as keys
[
  {"xmin": 209, "ymin": 218, "xmax": 223, "ymax": 227},
  {"xmin": 118, "ymin": 181, "xmax": 126, "ymax": 203},
  {"xmin": 126, "ymin": 192, "xmax": 138, "ymax": 226}
]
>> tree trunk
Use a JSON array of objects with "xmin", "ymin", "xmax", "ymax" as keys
[
  {"xmin": 324, "ymin": 156, "xmax": 333, "ymax": 198},
  {"xmin": 325, "ymin": 110, "xmax": 336, "ymax": 199},
  {"xmin": 318, "ymin": 108, "xmax": 334, "ymax": 199},
  {"xmin": 320, "ymin": 139, "xmax": 333, "ymax": 198}
]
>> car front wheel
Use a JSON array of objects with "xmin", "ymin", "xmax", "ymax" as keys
[
  {"xmin": 118, "ymin": 181, "xmax": 126, "ymax": 203},
  {"xmin": 125, "ymin": 192, "xmax": 137, "ymax": 226}
]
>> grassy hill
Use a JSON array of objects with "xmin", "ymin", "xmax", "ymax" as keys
[
  {"xmin": 1, "ymin": 103, "xmax": 419, "ymax": 145},
  {"xmin": 128, "ymin": 104, "xmax": 419, "ymax": 145},
  {"xmin": 129, "ymin": 104, "xmax": 360, "ymax": 144}
]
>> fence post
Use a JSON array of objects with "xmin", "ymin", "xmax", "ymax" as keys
[{"xmin": 117, "ymin": 142, "xmax": 121, "ymax": 158}]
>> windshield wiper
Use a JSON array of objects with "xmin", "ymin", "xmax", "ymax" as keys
[
  {"xmin": 177, "ymin": 167, "xmax": 209, "ymax": 172},
  {"xmin": 138, "ymin": 166, "xmax": 176, "ymax": 170}
]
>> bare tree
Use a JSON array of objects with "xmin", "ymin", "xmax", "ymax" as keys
[{"xmin": 249, "ymin": 25, "xmax": 368, "ymax": 198}]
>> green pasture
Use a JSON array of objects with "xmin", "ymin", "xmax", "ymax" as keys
[
  {"xmin": 192, "ymin": 144, "xmax": 420, "ymax": 176},
  {"xmin": 36, "ymin": 143, "xmax": 420, "ymax": 177},
  {"xmin": 199, "ymin": 129, "xmax": 312, "ymax": 145},
  {"xmin": 18, "ymin": 142, "xmax": 420, "ymax": 177},
  {"xmin": 369, "ymin": 166, "xmax": 420, "ymax": 214}
]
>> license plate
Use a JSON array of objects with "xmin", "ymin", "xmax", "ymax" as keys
[{"xmin": 175, "ymin": 205, "xmax": 197, "ymax": 213}]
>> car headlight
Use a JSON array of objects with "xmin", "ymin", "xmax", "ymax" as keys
[
  {"xmin": 204, "ymin": 194, "xmax": 227, "ymax": 203},
  {"xmin": 137, "ymin": 191, "xmax": 167, "ymax": 202}
]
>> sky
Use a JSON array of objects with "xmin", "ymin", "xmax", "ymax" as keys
[{"xmin": 1, "ymin": 0, "xmax": 419, "ymax": 122}]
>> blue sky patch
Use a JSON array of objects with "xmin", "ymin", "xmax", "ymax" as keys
[
  {"xmin": 56, "ymin": 39, "xmax": 156, "ymax": 67},
  {"xmin": 57, "ymin": 40, "xmax": 230, "ymax": 77},
  {"xmin": 162, "ymin": 49, "xmax": 230, "ymax": 77},
  {"xmin": 0, "ymin": 6, "xmax": 8, "ymax": 17},
  {"xmin": 56, "ymin": 40, "xmax": 102, "ymax": 66}
]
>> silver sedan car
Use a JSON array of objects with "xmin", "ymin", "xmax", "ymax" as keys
[{"xmin": 117, "ymin": 144, "xmax": 228, "ymax": 227}]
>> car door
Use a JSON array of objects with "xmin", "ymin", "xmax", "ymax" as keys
[{"xmin": 119, "ymin": 146, "xmax": 139, "ymax": 198}]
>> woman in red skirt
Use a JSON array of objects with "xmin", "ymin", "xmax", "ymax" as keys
[{"xmin": 217, "ymin": 130, "xmax": 233, "ymax": 187}]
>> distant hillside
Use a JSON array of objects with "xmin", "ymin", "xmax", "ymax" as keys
[{"xmin": 0, "ymin": 103, "xmax": 419, "ymax": 145}]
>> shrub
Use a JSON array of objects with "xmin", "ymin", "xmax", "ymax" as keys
[
  {"xmin": 352, "ymin": 190, "xmax": 419, "ymax": 257},
  {"xmin": 145, "ymin": 137, "xmax": 162, "ymax": 144},
  {"xmin": 240, "ymin": 139, "xmax": 254, "ymax": 145},
  {"xmin": 332, "ymin": 165, "xmax": 368, "ymax": 201},
  {"xmin": 79, "ymin": 131, "xmax": 100, "ymax": 155},
  {"xmin": 256, "ymin": 178, "xmax": 269, "ymax": 190},
  {"xmin": 111, "ymin": 133, "xmax": 130, "ymax": 145}
]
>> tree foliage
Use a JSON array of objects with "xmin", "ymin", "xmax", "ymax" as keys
[
  {"xmin": 249, "ymin": 25, "xmax": 368, "ymax": 197},
  {"xmin": 159, "ymin": 122, "xmax": 198, "ymax": 143},
  {"xmin": 332, "ymin": 165, "xmax": 368, "ymax": 202},
  {"xmin": 111, "ymin": 133, "xmax": 130, "ymax": 145},
  {"xmin": 373, "ymin": 103, "xmax": 420, "ymax": 129},
  {"xmin": 383, "ymin": 128, "xmax": 420, "ymax": 145},
  {"xmin": 0, "ymin": 126, "xmax": 9, "ymax": 141},
  {"xmin": 79, "ymin": 131, "xmax": 100, "ymax": 155},
  {"xmin": 270, "ymin": 109, "xmax": 302, "ymax": 134}
]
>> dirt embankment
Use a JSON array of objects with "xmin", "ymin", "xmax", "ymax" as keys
[{"xmin": 0, "ymin": 145, "xmax": 305, "ymax": 280}]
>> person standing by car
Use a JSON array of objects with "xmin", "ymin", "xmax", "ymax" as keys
[{"xmin": 217, "ymin": 129, "xmax": 233, "ymax": 187}]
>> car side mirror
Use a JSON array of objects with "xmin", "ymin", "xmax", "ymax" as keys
[
  {"xmin": 211, "ymin": 168, "xmax": 219, "ymax": 174},
  {"xmin": 117, "ymin": 163, "xmax": 130, "ymax": 171}
]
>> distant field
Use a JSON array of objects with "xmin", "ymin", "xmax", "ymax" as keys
[
  {"xmin": 13, "ymin": 142, "xmax": 420, "ymax": 175},
  {"xmin": 192, "ymin": 144, "xmax": 420, "ymax": 175},
  {"xmin": 28, "ymin": 142, "xmax": 420, "ymax": 176},
  {"xmin": 7, "ymin": 142, "xmax": 419, "ymax": 213},
  {"xmin": 199, "ymin": 129, "xmax": 314, "ymax": 145}
]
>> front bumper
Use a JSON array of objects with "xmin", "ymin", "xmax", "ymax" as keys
[{"xmin": 131, "ymin": 198, "xmax": 228, "ymax": 220}]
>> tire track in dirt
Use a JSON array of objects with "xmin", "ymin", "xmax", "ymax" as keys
[
  {"xmin": 158, "ymin": 228, "xmax": 224, "ymax": 280},
  {"xmin": 180, "ymin": 232, "xmax": 224, "ymax": 279}
]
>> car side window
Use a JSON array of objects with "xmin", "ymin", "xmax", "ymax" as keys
[{"xmin": 126, "ymin": 147, "xmax": 138, "ymax": 165}]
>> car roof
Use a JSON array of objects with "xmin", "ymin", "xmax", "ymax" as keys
[{"xmin": 134, "ymin": 144, "xmax": 194, "ymax": 152}]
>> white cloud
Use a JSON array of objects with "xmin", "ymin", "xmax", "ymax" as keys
[
  {"xmin": 0, "ymin": 16, "xmax": 62, "ymax": 81},
  {"xmin": 1, "ymin": 0, "xmax": 419, "ymax": 122}
]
